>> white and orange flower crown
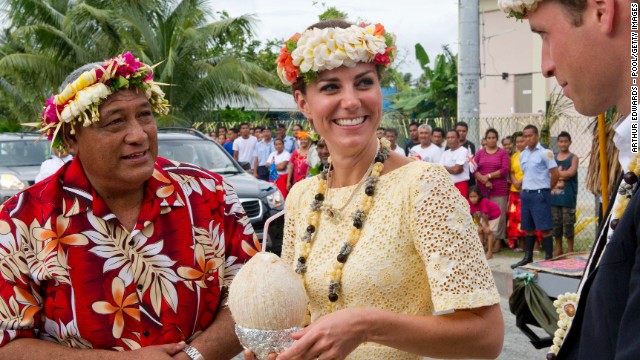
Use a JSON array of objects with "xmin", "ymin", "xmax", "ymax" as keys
[
  {"xmin": 276, "ymin": 23, "xmax": 396, "ymax": 86},
  {"xmin": 498, "ymin": 0, "xmax": 543, "ymax": 20},
  {"xmin": 39, "ymin": 52, "xmax": 169, "ymax": 150}
]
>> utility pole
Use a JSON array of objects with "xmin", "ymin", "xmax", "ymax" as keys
[{"xmin": 458, "ymin": 0, "xmax": 480, "ymax": 148}]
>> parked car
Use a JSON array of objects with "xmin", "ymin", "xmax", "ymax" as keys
[
  {"xmin": 0, "ymin": 133, "xmax": 50, "ymax": 203},
  {"xmin": 157, "ymin": 128, "xmax": 285, "ymax": 254}
]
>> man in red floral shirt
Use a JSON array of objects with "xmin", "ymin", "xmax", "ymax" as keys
[{"xmin": 0, "ymin": 53, "xmax": 258, "ymax": 359}]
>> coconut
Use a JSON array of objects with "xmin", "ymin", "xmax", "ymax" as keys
[{"xmin": 228, "ymin": 252, "xmax": 307, "ymax": 330}]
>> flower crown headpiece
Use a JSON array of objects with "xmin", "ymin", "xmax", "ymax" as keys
[
  {"xmin": 276, "ymin": 23, "xmax": 396, "ymax": 86},
  {"xmin": 498, "ymin": 0, "xmax": 543, "ymax": 20},
  {"xmin": 40, "ymin": 52, "xmax": 169, "ymax": 150}
]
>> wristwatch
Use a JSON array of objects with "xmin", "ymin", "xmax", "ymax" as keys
[{"xmin": 182, "ymin": 345, "xmax": 205, "ymax": 360}]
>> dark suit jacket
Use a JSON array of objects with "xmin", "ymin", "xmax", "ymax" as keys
[{"xmin": 558, "ymin": 175, "xmax": 640, "ymax": 359}]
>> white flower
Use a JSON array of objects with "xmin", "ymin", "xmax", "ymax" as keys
[
  {"xmin": 59, "ymin": 83, "xmax": 111, "ymax": 124},
  {"xmin": 497, "ymin": 0, "xmax": 542, "ymax": 18},
  {"xmin": 290, "ymin": 24, "xmax": 390, "ymax": 75}
]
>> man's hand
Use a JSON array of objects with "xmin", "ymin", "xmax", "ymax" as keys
[{"xmin": 123, "ymin": 343, "xmax": 187, "ymax": 360}]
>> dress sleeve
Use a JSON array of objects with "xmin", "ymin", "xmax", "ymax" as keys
[
  {"xmin": 0, "ymin": 205, "xmax": 39, "ymax": 346},
  {"xmin": 409, "ymin": 164, "xmax": 500, "ymax": 312}
]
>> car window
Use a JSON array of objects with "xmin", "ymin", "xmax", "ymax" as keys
[
  {"xmin": 0, "ymin": 140, "xmax": 50, "ymax": 166},
  {"xmin": 158, "ymin": 139, "xmax": 240, "ymax": 174}
]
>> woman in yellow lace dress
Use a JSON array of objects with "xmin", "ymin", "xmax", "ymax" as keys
[{"xmin": 249, "ymin": 19, "xmax": 503, "ymax": 360}]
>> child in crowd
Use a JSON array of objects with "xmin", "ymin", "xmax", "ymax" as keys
[
  {"xmin": 468, "ymin": 186, "xmax": 501, "ymax": 259},
  {"xmin": 266, "ymin": 138, "xmax": 291, "ymax": 198}
]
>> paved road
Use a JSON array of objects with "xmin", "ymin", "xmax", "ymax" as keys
[{"xmin": 498, "ymin": 296, "xmax": 549, "ymax": 360}]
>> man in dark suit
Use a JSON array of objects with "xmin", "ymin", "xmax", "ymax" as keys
[{"xmin": 499, "ymin": 0, "xmax": 634, "ymax": 358}]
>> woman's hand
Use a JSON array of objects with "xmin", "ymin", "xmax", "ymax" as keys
[
  {"xmin": 277, "ymin": 309, "xmax": 367, "ymax": 360},
  {"xmin": 243, "ymin": 349, "xmax": 277, "ymax": 360},
  {"xmin": 485, "ymin": 181, "xmax": 493, "ymax": 190}
]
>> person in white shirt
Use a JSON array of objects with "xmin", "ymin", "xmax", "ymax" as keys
[
  {"xmin": 233, "ymin": 122, "xmax": 258, "ymax": 170},
  {"xmin": 410, "ymin": 124, "xmax": 442, "ymax": 163},
  {"xmin": 266, "ymin": 138, "xmax": 291, "ymax": 198},
  {"xmin": 431, "ymin": 127, "xmax": 445, "ymax": 149},
  {"xmin": 35, "ymin": 148, "xmax": 73, "ymax": 183},
  {"xmin": 384, "ymin": 128, "xmax": 405, "ymax": 157},
  {"xmin": 440, "ymin": 130, "xmax": 470, "ymax": 198}
]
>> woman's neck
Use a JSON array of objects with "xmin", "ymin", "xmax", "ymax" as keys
[
  {"xmin": 486, "ymin": 146, "xmax": 498, "ymax": 153},
  {"xmin": 329, "ymin": 140, "xmax": 378, "ymax": 188}
]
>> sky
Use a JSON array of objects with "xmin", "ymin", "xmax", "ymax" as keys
[{"xmin": 211, "ymin": 0, "xmax": 459, "ymax": 79}]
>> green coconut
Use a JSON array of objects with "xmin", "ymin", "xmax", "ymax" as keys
[{"xmin": 228, "ymin": 252, "xmax": 307, "ymax": 330}]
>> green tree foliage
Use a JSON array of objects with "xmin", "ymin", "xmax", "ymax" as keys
[
  {"xmin": 0, "ymin": 0, "xmax": 274, "ymax": 127},
  {"xmin": 318, "ymin": 6, "xmax": 347, "ymax": 21},
  {"xmin": 390, "ymin": 44, "xmax": 458, "ymax": 122}
]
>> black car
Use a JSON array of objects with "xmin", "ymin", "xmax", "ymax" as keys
[{"xmin": 157, "ymin": 128, "xmax": 285, "ymax": 254}]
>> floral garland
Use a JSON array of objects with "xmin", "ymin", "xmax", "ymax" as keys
[
  {"xmin": 498, "ymin": 0, "xmax": 543, "ymax": 20},
  {"xmin": 276, "ymin": 23, "xmax": 396, "ymax": 86},
  {"xmin": 40, "ymin": 52, "xmax": 169, "ymax": 150},
  {"xmin": 548, "ymin": 292, "xmax": 579, "ymax": 358},
  {"xmin": 295, "ymin": 138, "xmax": 390, "ymax": 312},
  {"xmin": 547, "ymin": 152, "xmax": 640, "ymax": 359}
]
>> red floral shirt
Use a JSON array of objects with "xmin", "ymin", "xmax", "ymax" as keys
[{"xmin": 0, "ymin": 157, "xmax": 257, "ymax": 350}]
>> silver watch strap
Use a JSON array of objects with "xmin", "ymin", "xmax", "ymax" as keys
[{"xmin": 182, "ymin": 344, "xmax": 205, "ymax": 360}]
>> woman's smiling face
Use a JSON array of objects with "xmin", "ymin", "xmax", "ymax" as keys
[{"xmin": 294, "ymin": 63, "xmax": 382, "ymax": 155}]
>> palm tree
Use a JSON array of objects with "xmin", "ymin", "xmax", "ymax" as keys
[{"xmin": 0, "ymin": 0, "xmax": 273, "ymax": 127}]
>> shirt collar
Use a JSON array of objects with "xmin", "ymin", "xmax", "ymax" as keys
[
  {"xmin": 61, "ymin": 157, "xmax": 185, "ymax": 221},
  {"xmin": 614, "ymin": 114, "xmax": 632, "ymax": 170}
]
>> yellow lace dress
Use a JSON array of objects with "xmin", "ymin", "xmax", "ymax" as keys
[{"xmin": 281, "ymin": 161, "xmax": 500, "ymax": 359}]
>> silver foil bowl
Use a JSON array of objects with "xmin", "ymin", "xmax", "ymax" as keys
[{"xmin": 235, "ymin": 324, "xmax": 300, "ymax": 360}]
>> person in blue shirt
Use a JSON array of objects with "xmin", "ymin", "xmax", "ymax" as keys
[
  {"xmin": 252, "ymin": 126, "xmax": 276, "ymax": 181},
  {"xmin": 511, "ymin": 124, "xmax": 558, "ymax": 269},
  {"xmin": 224, "ymin": 127, "xmax": 237, "ymax": 156},
  {"xmin": 275, "ymin": 123, "xmax": 297, "ymax": 154}
]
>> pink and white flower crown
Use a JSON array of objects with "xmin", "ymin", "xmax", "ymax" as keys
[
  {"xmin": 276, "ymin": 23, "xmax": 396, "ymax": 86},
  {"xmin": 498, "ymin": 0, "xmax": 543, "ymax": 20},
  {"xmin": 39, "ymin": 52, "xmax": 169, "ymax": 150}
]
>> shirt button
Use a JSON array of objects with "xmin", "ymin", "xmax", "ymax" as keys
[
  {"xmin": 137, "ymin": 284, "xmax": 143, "ymax": 290},
  {"xmin": 143, "ymin": 330, "xmax": 150, "ymax": 337}
]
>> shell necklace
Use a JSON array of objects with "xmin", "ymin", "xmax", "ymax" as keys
[
  {"xmin": 295, "ymin": 138, "xmax": 390, "ymax": 312},
  {"xmin": 547, "ymin": 151, "xmax": 640, "ymax": 359}
]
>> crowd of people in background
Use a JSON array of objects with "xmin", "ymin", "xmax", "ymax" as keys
[{"xmin": 206, "ymin": 120, "xmax": 579, "ymax": 261}]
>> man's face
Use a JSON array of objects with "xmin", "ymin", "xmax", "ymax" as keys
[
  {"xmin": 65, "ymin": 89, "xmax": 157, "ymax": 194},
  {"xmin": 523, "ymin": 129, "xmax": 538, "ymax": 148},
  {"xmin": 456, "ymin": 125, "xmax": 467, "ymax": 142},
  {"xmin": 262, "ymin": 129, "xmax": 272, "ymax": 141},
  {"xmin": 276, "ymin": 127, "xmax": 286, "ymax": 138},
  {"xmin": 218, "ymin": 128, "xmax": 226, "ymax": 136},
  {"xmin": 384, "ymin": 131, "xmax": 397, "ymax": 145},
  {"xmin": 431, "ymin": 131, "xmax": 443, "ymax": 147},
  {"xmin": 292, "ymin": 125, "xmax": 302, "ymax": 137},
  {"xmin": 418, "ymin": 128, "xmax": 431, "ymax": 146},
  {"xmin": 409, "ymin": 125, "xmax": 419, "ymax": 141},
  {"xmin": 217, "ymin": 134, "xmax": 226, "ymax": 145},
  {"xmin": 528, "ymin": 1, "xmax": 625, "ymax": 116},
  {"xmin": 240, "ymin": 124, "xmax": 250, "ymax": 138},
  {"xmin": 446, "ymin": 131, "xmax": 459, "ymax": 148},
  {"xmin": 227, "ymin": 130, "xmax": 236, "ymax": 141},
  {"xmin": 376, "ymin": 129, "xmax": 385, "ymax": 139}
]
